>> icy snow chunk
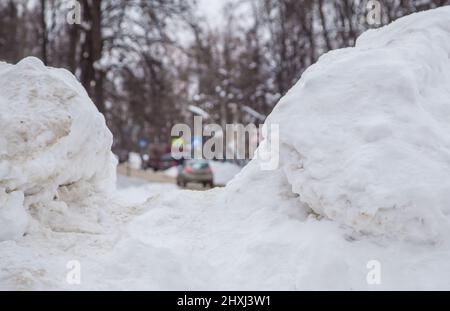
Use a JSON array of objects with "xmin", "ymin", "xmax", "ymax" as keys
[
  {"xmin": 0, "ymin": 189, "xmax": 27, "ymax": 241},
  {"xmin": 0, "ymin": 57, "xmax": 116, "ymax": 241},
  {"xmin": 261, "ymin": 7, "xmax": 450, "ymax": 240}
]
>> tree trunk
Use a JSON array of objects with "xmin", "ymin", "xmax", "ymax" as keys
[{"xmin": 40, "ymin": 0, "xmax": 48, "ymax": 64}]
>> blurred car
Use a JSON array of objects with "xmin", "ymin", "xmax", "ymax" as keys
[
  {"xmin": 177, "ymin": 160, "xmax": 214, "ymax": 188},
  {"xmin": 146, "ymin": 153, "xmax": 179, "ymax": 171}
]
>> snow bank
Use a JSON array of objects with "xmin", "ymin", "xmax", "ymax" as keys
[
  {"xmin": 0, "ymin": 57, "xmax": 116, "ymax": 241},
  {"xmin": 259, "ymin": 7, "xmax": 450, "ymax": 241}
]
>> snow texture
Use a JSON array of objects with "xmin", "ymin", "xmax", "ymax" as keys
[
  {"xmin": 262, "ymin": 7, "xmax": 450, "ymax": 241},
  {"xmin": 0, "ymin": 57, "xmax": 116, "ymax": 241}
]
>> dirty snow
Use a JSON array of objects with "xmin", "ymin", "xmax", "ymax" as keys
[
  {"xmin": 263, "ymin": 7, "xmax": 450, "ymax": 241},
  {"xmin": 0, "ymin": 57, "xmax": 116, "ymax": 241}
]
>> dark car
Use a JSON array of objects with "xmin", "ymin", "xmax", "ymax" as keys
[
  {"xmin": 147, "ymin": 153, "xmax": 179, "ymax": 171},
  {"xmin": 177, "ymin": 160, "xmax": 214, "ymax": 188}
]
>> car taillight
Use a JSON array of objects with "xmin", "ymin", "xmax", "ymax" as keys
[{"xmin": 184, "ymin": 166, "xmax": 193, "ymax": 173}]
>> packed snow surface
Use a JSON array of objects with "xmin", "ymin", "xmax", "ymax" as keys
[
  {"xmin": 0, "ymin": 57, "xmax": 116, "ymax": 241},
  {"xmin": 261, "ymin": 7, "xmax": 450, "ymax": 241},
  {"xmin": 2, "ymin": 8, "xmax": 450, "ymax": 290}
]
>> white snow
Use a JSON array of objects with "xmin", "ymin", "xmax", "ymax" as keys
[
  {"xmin": 1, "ymin": 7, "xmax": 450, "ymax": 290},
  {"xmin": 0, "ymin": 57, "xmax": 116, "ymax": 241},
  {"xmin": 262, "ymin": 7, "xmax": 450, "ymax": 241}
]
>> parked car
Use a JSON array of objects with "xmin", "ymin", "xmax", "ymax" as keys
[
  {"xmin": 177, "ymin": 160, "xmax": 214, "ymax": 188},
  {"xmin": 147, "ymin": 153, "xmax": 179, "ymax": 171}
]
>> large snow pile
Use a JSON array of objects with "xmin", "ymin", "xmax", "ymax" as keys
[
  {"xmin": 0, "ymin": 57, "xmax": 116, "ymax": 241},
  {"xmin": 260, "ymin": 7, "xmax": 450, "ymax": 241}
]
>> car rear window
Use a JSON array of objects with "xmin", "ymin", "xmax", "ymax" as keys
[{"xmin": 189, "ymin": 161, "xmax": 209, "ymax": 170}]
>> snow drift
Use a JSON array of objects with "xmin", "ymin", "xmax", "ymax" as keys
[
  {"xmin": 0, "ymin": 57, "xmax": 116, "ymax": 241},
  {"xmin": 257, "ymin": 7, "xmax": 450, "ymax": 241}
]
